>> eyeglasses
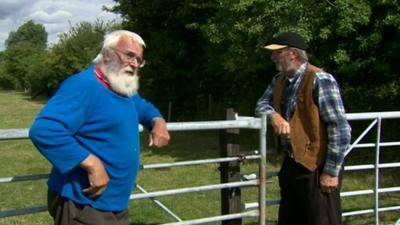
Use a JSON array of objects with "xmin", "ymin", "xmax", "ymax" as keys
[{"xmin": 112, "ymin": 48, "xmax": 146, "ymax": 68}]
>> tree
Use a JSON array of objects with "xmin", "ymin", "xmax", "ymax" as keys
[
  {"xmin": 110, "ymin": 0, "xmax": 400, "ymax": 116},
  {"xmin": 0, "ymin": 51, "xmax": 13, "ymax": 88},
  {"xmin": 5, "ymin": 20, "xmax": 47, "ymax": 49},
  {"xmin": 0, "ymin": 20, "xmax": 118, "ymax": 97},
  {"xmin": 38, "ymin": 20, "xmax": 118, "ymax": 96},
  {"xmin": 109, "ymin": 0, "xmax": 221, "ymax": 120},
  {"xmin": 200, "ymin": 0, "xmax": 400, "ymax": 113},
  {"xmin": 3, "ymin": 1, "xmax": 399, "ymax": 116},
  {"xmin": 2, "ymin": 41, "xmax": 43, "ymax": 90},
  {"xmin": 2, "ymin": 20, "xmax": 48, "ymax": 91}
]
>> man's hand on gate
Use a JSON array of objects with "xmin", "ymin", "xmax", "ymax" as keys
[
  {"xmin": 270, "ymin": 112, "xmax": 291, "ymax": 139},
  {"xmin": 149, "ymin": 118, "xmax": 170, "ymax": 147}
]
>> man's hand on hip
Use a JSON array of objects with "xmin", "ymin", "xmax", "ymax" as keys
[{"xmin": 80, "ymin": 154, "xmax": 109, "ymax": 198}]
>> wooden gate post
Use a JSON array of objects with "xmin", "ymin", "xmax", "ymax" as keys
[{"xmin": 219, "ymin": 108, "xmax": 242, "ymax": 225}]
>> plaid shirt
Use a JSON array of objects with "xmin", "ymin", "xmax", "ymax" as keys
[{"xmin": 255, "ymin": 62, "xmax": 351, "ymax": 176}]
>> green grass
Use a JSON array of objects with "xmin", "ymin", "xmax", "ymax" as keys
[{"xmin": 0, "ymin": 90, "xmax": 399, "ymax": 225}]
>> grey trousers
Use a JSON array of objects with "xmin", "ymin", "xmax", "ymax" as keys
[{"xmin": 47, "ymin": 191, "xmax": 129, "ymax": 225}]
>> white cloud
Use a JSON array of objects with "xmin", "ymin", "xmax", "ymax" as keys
[
  {"xmin": 0, "ymin": 0, "xmax": 121, "ymax": 51},
  {"xmin": 29, "ymin": 10, "xmax": 73, "ymax": 24}
]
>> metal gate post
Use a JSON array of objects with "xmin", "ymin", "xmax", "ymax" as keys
[
  {"xmin": 374, "ymin": 117, "xmax": 382, "ymax": 225},
  {"xmin": 258, "ymin": 113, "xmax": 267, "ymax": 225}
]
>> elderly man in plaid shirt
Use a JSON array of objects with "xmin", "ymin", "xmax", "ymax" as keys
[{"xmin": 255, "ymin": 32, "xmax": 351, "ymax": 225}]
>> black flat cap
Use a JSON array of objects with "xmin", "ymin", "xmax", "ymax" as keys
[{"xmin": 264, "ymin": 32, "xmax": 307, "ymax": 50}]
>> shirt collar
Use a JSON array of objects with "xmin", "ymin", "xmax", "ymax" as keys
[
  {"xmin": 94, "ymin": 64, "xmax": 112, "ymax": 90},
  {"xmin": 286, "ymin": 62, "xmax": 308, "ymax": 82}
]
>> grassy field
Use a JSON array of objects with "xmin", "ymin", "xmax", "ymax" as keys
[{"xmin": 0, "ymin": 90, "xmax": 399, "ymax": 225}]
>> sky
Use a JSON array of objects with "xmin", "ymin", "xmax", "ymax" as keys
[{"xmin": 0, "ymin": 0, "xmax": 121, "ymax": 51}]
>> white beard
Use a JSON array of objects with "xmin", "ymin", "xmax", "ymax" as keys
[
  {"xmin": 275, "ymin": 63, "xmax": 283, "ymax": 72},
  {"xmin": 107, "ymin": 69, "xmax": 139, "ymax": 97},
  {"xmin": 275, "ymin": 58, "xmax": 293, "ymax": 73},
  {"xmin": 102, "ymin": 61, "xmax": 139, "ymax": 97}
]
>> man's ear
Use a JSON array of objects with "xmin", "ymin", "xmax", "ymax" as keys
[{"xmin": 289, "ymin": 49, "xmax": 300, "ymax": 60}]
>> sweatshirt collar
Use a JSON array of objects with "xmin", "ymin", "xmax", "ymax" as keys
[{"xmin": 94, "ymin": 65, "xmax": 112, "ymax": 90}]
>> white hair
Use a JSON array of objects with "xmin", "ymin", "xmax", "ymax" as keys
[
  {"xmin": 289, "ymin": 47, "xmax": 308, "ymax": 62},
  {"xmin": 93, "ymin": 30, "xmax": 146, "ymax": 63}
]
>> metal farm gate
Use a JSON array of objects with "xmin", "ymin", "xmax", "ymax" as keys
[{"xmin": 1, "ymin": 110, "xmax": 400, "ymax": 224}]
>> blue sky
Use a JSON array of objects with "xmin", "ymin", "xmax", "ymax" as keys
[{"xmin": 0, "ymin": 0, "xmax": 121, "ymax": 51}]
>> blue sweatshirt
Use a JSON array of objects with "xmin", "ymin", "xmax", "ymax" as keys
[{"xmin": 29, "ymin": 64, "xmax": 162, "ymax": 211}]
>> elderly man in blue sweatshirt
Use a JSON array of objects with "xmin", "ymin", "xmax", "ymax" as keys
[{"xmin": 29, "ymin": 30, "xmax": 170, "ymax": 225}]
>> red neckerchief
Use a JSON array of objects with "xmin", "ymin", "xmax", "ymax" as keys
[{"xmin": 94, "ymin": 65, "xmax": 112, "ymax": 90}]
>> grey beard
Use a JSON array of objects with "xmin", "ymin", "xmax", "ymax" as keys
[{"xmin": 275, "ymin": 59, "xmax": 294, "ymax": 73}]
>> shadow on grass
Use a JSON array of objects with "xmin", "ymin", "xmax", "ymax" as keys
[{"xmin": 19, "ymin": 91, "xmax": 47, "ymax": 104}]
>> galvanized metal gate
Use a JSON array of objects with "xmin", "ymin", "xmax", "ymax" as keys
[{"xmin": 1, "ymin": 111, "xmax": 400, "ymax": 224}]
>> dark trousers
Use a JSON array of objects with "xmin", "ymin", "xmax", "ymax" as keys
[
  {"xmin": 278, "ymin": 157, "xmax": 343, "ymax": 225},
  {"xmin": 47, "ymin": 191, "xmax": 129, "ymax": 225}
]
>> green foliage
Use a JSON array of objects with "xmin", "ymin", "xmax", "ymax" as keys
[
  {"xmin": 5, "ymin": 20, "xmax": 47, "ymax": 49},
  {"xmin": 2, "ymin": 41, "xmax": 46, "ymax": 91},
  {"xmin": 109, "ymin": 0, "xmax": 222, "ymax": 120},
  {"xmin": 165, "ymin": 0, "xmax": 400, "ymax": 116},
  {"xmin": 109, "ymin": 0, "xmax": 400, "ymax": 118},
  {"xmin": 1, "ymin": 0, "xmax": 400, "ymax": 117},
  {"xmin": 0, "ymin": 52, "xmax": 13, "ymax": 89},
  {"xmin": 24, "ymin": 52, "xmax": 55, "ymax": 98},
  {"xmin": 44, "ymin": 20, "xmax": 115, "ymax": 95},
  {"xmin": 0, "ymin": 20, "xmax": 118, "ymax": 97},
  {"xmin": 1, "ymin": 21, "xmax": 48, "ymax": 92}
]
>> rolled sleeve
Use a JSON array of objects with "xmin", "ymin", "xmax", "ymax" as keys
[{"xmin": 255, "ymin": 76, "xmax": 278, "ymax": 119}]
